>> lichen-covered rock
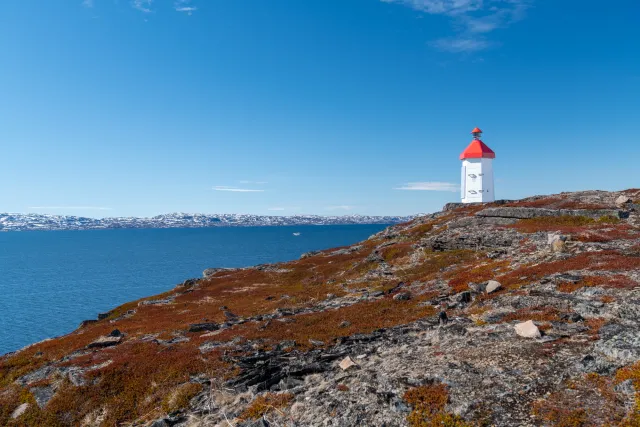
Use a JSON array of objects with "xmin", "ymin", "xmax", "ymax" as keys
[{"xmin": 2, "ymin": 188, "xmax": 639, "ymax": 427}]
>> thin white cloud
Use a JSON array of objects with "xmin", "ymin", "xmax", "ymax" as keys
[
  {"xmin": 268, "ymin": 206, "xmax": 300, "ymax": 211},
  {"xmin": 174, "ymin": 0, "xmax": 196, "ymax": 14},
  {"xmin": 431, "ymin": 37, "xmax": 492, "ymax": 52},
  {"xmin": 213, "ymin": 186, "xmax": 264, "ymax": 193},
  {"xmin": 29, "ymin": 206, "xmax": 113, "ymax": 210},
  {"xmin": 325, "ymin": 205, "xmax": 355, "ymax": 211},
  {"xmin": 82, "ymin": 0, "xmax": 94, "ymax": 7},
  {"xmin": 394, "ymin": 182, "xmax": 459, "ymax": 192},
  {"xmin": 132, "ymin": 0, "xmax": 153, "ymax": 13},
  {"xmin": 382, "ymin": 0, "xmax": 482, "ymax": 15},
  {"xmin": 382, "ymin": 0, "xmax": 531, "ymax": 52}
]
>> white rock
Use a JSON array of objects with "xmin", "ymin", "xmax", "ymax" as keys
[
  {"xmin": 514, "ymin": 320, "xmax": 541, "ymax": 339},
  {"xmin": 616, "ymin": 195, "xmax": 632, "ymax": 206},
  {"xmin": 339, "ymin": 356, "xmax": 357, "ymax": 371},
  {"xmin": 486, "ymin": 280, "xmax": 502, "ymax": 294},
  {"xmin": 547, "ymin": 233, "xmax": 563, "ymax": 245},
  {"xmin": 551, "ymin": 239, "xmax": 566, "ymax": 253},
  {"xmin": 11, "ymin": 403, "xmax": 29, "ymax": 419}
]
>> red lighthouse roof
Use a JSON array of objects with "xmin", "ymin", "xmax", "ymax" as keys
[{"xmin": 460, "ymin": 127, "xmax": 495, "ymax": 160}]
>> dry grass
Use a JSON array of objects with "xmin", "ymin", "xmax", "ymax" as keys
[
  {"xmin": 1, "ymin": 201, "xmax": 637, "ymax": 426},
  {"xmin": 496, "ymin": 251, "xmax": 640, "ymax": 290},
  {"xmin": 398, "ymin": 250, "xmax": 478, "ymax": 283},
  {"xmin": 445, "ymin": 260, "xmax": 510, "ymax": 294},
  {"xmin": 558, "ymin": 275, "xmax": 637, "ymax": 293},
  {"xmin": 500, "ymin": 306, "xmax": 564, "ymax": 324},
  {"xmin": 508, "ymin": 215, "xmax": 620, "ymax": 234},
  {"xmin": 240, "ymin": 392, "xmax": 294, "ymax": 420},
  {"xmin": 404, "ymin": 383, "xmax": 471, "ymax": 427},
  {"xmin": 533, "ymin": 372, "xmax": 628, "ymax": 426}
]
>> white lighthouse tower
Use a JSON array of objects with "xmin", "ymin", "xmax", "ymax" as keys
[{"xmin": 460, "ymin": 127, "xmax": 495, "ymax": 203}]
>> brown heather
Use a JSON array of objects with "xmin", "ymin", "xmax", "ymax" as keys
[{"xmin": 1, "ymin": 189, "xmax": 639, "ymax": 426}]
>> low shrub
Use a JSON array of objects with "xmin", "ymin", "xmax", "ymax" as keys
[
  {"xmin": 404, "ymin": 383, "xmax": 471, "ymax": 427},
  {"xmin": 240, "ymin": 392, "xmax": 294, "ymax": 420}
]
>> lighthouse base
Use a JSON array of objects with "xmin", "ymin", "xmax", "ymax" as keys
[{"xmin": 461, "ymin": 158, "xmax": 495, "ymax": 203}]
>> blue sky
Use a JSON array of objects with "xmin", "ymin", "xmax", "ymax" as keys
[{"xmin": 0, "ymin": 0, "xmax": 638, "ymax": 217}]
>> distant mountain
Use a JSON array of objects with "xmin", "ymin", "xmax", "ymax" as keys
[{"xmin": 0, "ymin": 212, "xmax": 415, "ymax": 231}]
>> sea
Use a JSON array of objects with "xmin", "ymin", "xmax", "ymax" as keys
[{"xmin": 0, "ymin": 224, "xmax": 387, "ymax": 355}]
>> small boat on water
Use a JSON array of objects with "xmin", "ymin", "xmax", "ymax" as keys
[{"xmin": 293, "ymin": 232, "xmax": 301, "ymax": 236}]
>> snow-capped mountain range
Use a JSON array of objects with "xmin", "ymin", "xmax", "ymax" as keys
[{"xmin": 0, "ymin": 212, "xmax": 415, "ymax": 232}]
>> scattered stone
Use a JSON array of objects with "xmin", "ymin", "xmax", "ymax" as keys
[
  {"xmin": 614, "ymin": 379, "xmax": 635, "ymax": 395},
  {"xmin": 223, "ymin": 310, "xmax": 239, "ymax": 320},
  {"xmin": 203, "ymin": 267, "xmax": 236, "ymax": 277},
  {"xmin": 300, "ymin": 250, "xmax": 321, "ymax": 259},
  {"xmin": 79, "ymin": 319, "xmax": 97, "ymax": 328},
  {"xmin": 339, "ymin": 356, "xmax": 357, "ymax": 371},
  {"xmin": 139, "ymin": 297, "xmax": 175, "ymax": 306},
  {"xmin": 277, "ymin": 340, "xmax": 296, "ymax": 351},
  {"xmin": 31, "ymin": 386, "xmax": 55, "ymax": 409},
  {"xmin": 180, "ymin": 278, "xmax": 199, "ymax": 287},
  {"xmin": 188, "ymin": 323, "xmax": 220, "ymax": 333},
  {"xmin": 552, "ymin": 239, "xmax": 566, "ymax": 253},
  {"xmin": 279, "ymin": 376, "xmax": 304, "ymax": 390},
  {"xmin": 457, "ymin": 291, "xmax": 472, "ymax": 303},
  {"xmin": 468, "ymin": 282, "xmax": 486, "ymax": 293},
  {"xmin": 16, "ymin": 366, "xmax": 55, "ymax": 386},
  {"xmin": 547, "ymin": 233, "xmax": 566, "ymax": 245},
  {"xmin": 110, "ymin": 309, "xmax": 136, "ymax": 322},
  {"xmin": 514, "ymin": 320, "xmax": 541, "ymax": 339},
  {"xmin": 309, "ymin": 339, "xmax": 325, "ymax": 347},
  {"xmin": 108, "ymin": 329, "xmax": 122, "ymax": 337},
  {"xmin": 615, "ymin": 195, "xmax": 632, "ymax": 207},
  {"xmin": 87, "ymin": 335, "xmax": 123, "ymax": 349},
  {"xmin": 594, "ymin": 328, "xmax": 640, "ymax": 365},
  {"xmin": 556, "ymin": 273, "xmax": 583, "ymax": 283},
  {"xmin": 438, "ymin": 311, "xmax": 448, "ymax": 325},
  {"xmin": 485, "ymin": 280, "xmax": 502, "ymax": 294},
  {"xmin": 393, "ymin": 292, "xmax": 412, "ymax": 301},
  {"xmin": 6, "ymin": 188, "xmax": 640, "ymax": 427},
  {"xmin": 11, "ymin": 403, "xmax": 29, "ymax": 419},
  {"xmin": 97, "ymin": 311, "xmax": 113, "ymax": 320}
]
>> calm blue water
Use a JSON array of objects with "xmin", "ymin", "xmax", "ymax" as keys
[{"xmin": 0, "ymin": 225, "xmax": 386, "ymax": 355}]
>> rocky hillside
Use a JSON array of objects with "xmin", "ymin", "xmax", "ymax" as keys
[{"xmin": 2, "ymin": 189, "xmax": 640, "ymax": 427}]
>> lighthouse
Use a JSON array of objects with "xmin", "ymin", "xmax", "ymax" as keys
[{"xmin": 460, "ymin": 127, "xmax": 495, "ymax": 203}]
